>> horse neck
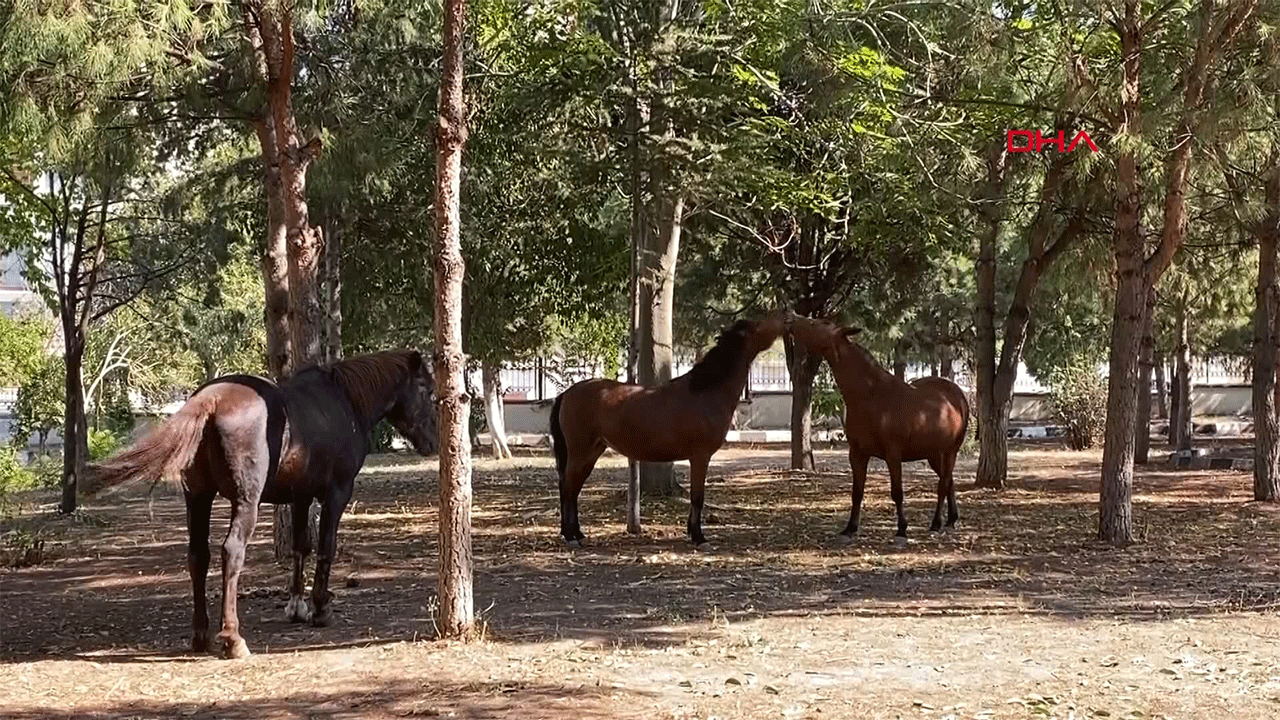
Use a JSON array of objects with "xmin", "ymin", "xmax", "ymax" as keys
[
  {"xmin": 704, "ymin": 353, "xmax": 757, "ymax": 414},
  {"xmin": 337, "ymin": 365, "xmax": 408, "ymax": 431},
  {"xmin": 827, "ymin": 346, "xmax": 894, "ymax": 401}
]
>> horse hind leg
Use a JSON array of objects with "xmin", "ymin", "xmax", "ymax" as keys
[
  {"xmin": 184, "ymin": 488, "xmax": 215, "ymax": 653},
  {"xmin": 285, "ymin": 498, "xmax": 315, "ymax": 623},
  {"xmin": 216, "ymin": 497, "xmax": 260, "ymax": 660},
  {"xmin": 559, "ymin": 444, "xmax": 605, "ymax": 547},
  {"xmin": 888, "ymin": 458, "xmax": 908, "ymax": 542},
  {"xmin": 928, "ymin": 457, "xmax": 946, "ymax": 533},
  {"xmin": 943, "ymin": 451, "xmax": 959, "ymax": 529}
]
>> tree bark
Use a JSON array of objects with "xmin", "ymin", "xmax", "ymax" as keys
[
  {"xmin": 637, "ymin": 192, "xmax": 683, "ymax": 496},
  {"xmin": 1098, "ymin": 0, "xmax": 1143, "ymax": 546},
  {"xmin": 59, "ymin": 339, "xmax": 86, "ymax": 514},
  {"xmin": 248, "ymin": 5, "xmax": 328, "ymax": 563},
  {"xmin": 1175, "ymin": 303, "xmax": 1193, "ymax": 453},
  {"xmin": 433, "ymin": 0, "xmax": 474, "ymax": 638},
  {"xmin": 786, "ymin": 336, "xmax": 821, "ymax": 471},
  {"xmin": 636, "ymin": 0, "xmax": 684, "ymax": 498},
  {"xmin": 624, "ymin": 68, "xmax": 647, "ymax": 533},
  {"xmin": 1255, "ymin": 160, "xmax": 1280, "ymax": 501},
  {"xmin": 1135, "ymin": 289, "xmax": 1156, "ymax": 463},
  {"xmin": 481, "ymin": 360, "xmax": 511, "ymax": 460},
  {"xmin": 974, "ymin": 139, "xmax": 1008, "ymax": 489},
  {"xmin": 325, "ymin": 212, "xmax": 343, "ymax": 363},
  {"xmin": 254, "ymin": 120, "xmax": 291, "ymax": 380},
  {"xmin": 1168, "ymin": 359, "xmax": 1181, "ymax": 445},
  {"xmin": 892, "ymin": 340, "xmax": 907, "ymax": 381},
  {"xmin": 938, "ymin": 342, "xmax": 954, "ymax": 379},
  {"xmin": 1154, "ymin": 351, "xmax": 1168, "ymax": 420}
]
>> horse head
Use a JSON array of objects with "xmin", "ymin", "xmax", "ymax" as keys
[
  {"xmin": 749, "ymin": 309, "xmax": 792, "ymax": 352},
  {"xmin": 786, "ymin": 313, "xmax": 862, "ymax": 354},
  {"xmin": 386, "ymin": 350, "xmax": 439, "ymax": 456}
]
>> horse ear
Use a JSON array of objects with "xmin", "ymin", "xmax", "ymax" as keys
[{"xmin": 408, "ymin": 350, "xmax": 424, "ymax": 372}]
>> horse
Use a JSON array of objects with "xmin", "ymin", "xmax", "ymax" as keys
[
  {"xmin": 786, "ymin": 314, "xmax": 969, "ymax": 541},
  {"xmin": 83, "ymin": 349, "xmax": 439, "ymax": 659},
  {"xmin": 550, "ymin": 310, "xmax": 790, "ymax": 549}
]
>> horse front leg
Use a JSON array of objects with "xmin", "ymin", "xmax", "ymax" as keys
[
  {"xmin": 840, "ymin": 451, "xmax": 869, "ymax": 539},
  {"xmin": 310, "ymin": 486, "xmax": 352, "ymax": 627},
  {"xmin": 687, "ymin": 455, "xmax": 712, "ymax": 549},
  {"xmin": 285, "ymin": 498, "xmax": 315, "ymax": 623},
  {"xmin": 184, "ymin": 491, "xmax": 214, "ymax": 653},
  {"xmin": 216, "ymin": 499, "xmax": 259, "ymax": 660},
  {"xmin": 888, "ymin": 457, "xmax": 908, "ymax": 542}
]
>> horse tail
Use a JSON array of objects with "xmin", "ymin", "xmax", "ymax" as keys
[
  {"xmin": 549, "ymin": 392, "xmax": 568, "ymax": 478},
  {"xmin": 82, "ymin": 392, "xmax": 217, "ymax": 497},
  {"xmin": 960, "ymin": 387, "xmax": 973, "ymax": 447}
]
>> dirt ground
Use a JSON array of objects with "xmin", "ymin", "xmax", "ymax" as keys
[{"xmin": 3, "ymin": 443, "xmax": 1280, "ymax": 720}]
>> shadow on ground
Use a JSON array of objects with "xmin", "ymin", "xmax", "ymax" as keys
[{"xmin": 3, "ymin": 445, "xmax": 1279, "ymax": 666}]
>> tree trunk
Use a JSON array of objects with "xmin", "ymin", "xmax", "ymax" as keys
[
  {"xmin": 637, "ymin": 189, "xmax": 683, "ymax": 497},
  {"xmin": 939, "ymin": 343, "xmax": 954, "ymax": 379},
  {"xmin": 1168, "ymin": 359, "xmax": 1181, "ymax": 445},
  {"xmin": 624, "ymin": 71, "xmax": 647, "ymax": 534},
  {"xmin": 973, "ymin": 138, "xmax": 1008, "ymax": 489},
  {"xmin": 1098, "ymin": 0, "xmax": 1143, "ymax": 547},
  {"xmin": 1175, "ymin": 304, "xmax": 1193, "ymax": 453},
  {"xmin": 481, "ymin": 360, "xmax": 511, "ymax": 460},
  {"xmin": 636, "ymin": 0, "xmax": 684, "ymax": 498},
  {"xmin": 1254, "ymin": 161, "xmax": 1280, "ymax": 501},
  {"xmin": 1154, "ymin": 351, "xmax": 1168, "ymax": 419},
  {"xmin": 892, "ymin": 341, "xmax": 907, "ymax": 381},
  {"xmin": 786, "ymin": 336, "xmax": 821, "ymax": 471},
  {"xmin": 325, "ymin": 213, "xmax": 342, "ymax": 364},
  {"xmin": 433, "ymin": 0, "xmax": 474, "ymax": 638},
  {"xmin": 253, "ymin": 124, "xmax": 291, "ymax": 380},
  {"xmin": 58, "ymin": 337, "xmax": 86, "ymax": 514},
  {"xmin": 1135, "ymin": 289, "xmax": 1156, "ymax": 464}
]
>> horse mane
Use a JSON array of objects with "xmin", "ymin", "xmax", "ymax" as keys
[
  {"xmin": 687, "ymin": 319, "xmax": 753, "ymax": 393},
  {"xmin": 324, "ymin": 350, "xmax": 418, "ymax": 420},
  {"xmin": 839, "ymin": 337, "xmax": 896, "ymax": 382}
]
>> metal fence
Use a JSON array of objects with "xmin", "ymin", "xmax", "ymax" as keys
[{"xmin": 494, "ymin": 354, "xmax": 1251, "ymax": 402}]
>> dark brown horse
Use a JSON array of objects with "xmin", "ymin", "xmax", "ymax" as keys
[
  {"xmin": 84, "ymin": 350, "xmax": 438, "ymax": 659},
  {"xmin": 550, "ymin": 311, "xmax": 789, "ymax": 549},
  {"xmin": 788, "ymin": 314, "xmax": 969, "ymax": 540}
]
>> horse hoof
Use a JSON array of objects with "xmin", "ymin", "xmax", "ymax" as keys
[
  {"xmin": 564, "ymin": 538, "xmax": 582, "ymax": 548},
  {"xmin": 939, "ymin": 525, "xmax": 953, "ymax": 535},
  {"xmin": 191, "ymin": 632, "xmax": 209, "ymax": 654},
  {"xmin": 694, "ymin": 542, "xmax": 715, "ymax": 552},
  {"xmin": 310, "ymin": 607, "xmax": 334, "ymax": 628},
  {"xmin": 837, "ymin": 532, "xmax": 856, "ymax": 545},
  {"xmin": 221, "ymin": 637, "xmax": 251, "ymax": 660},
  {"xmin": 285, "ymin": 595, "xmax": 313, "ymax": 623},
  {"xmin": 893, "ymin": 535, "xmax": 909, "ymax": 547},
  {"xmin": 928, "ymin": 524, "xmax": 942, "ymax": 533}
]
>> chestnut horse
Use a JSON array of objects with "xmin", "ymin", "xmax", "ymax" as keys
[
  {"xmin": 788, "ymin": 315, "xmax": 969, "ymax": 540},
  {"xmin": 84, "ymin": 350, "xmax": 438, "ymax": 659},
  {"xmin": 550, "ymin": 311, "xmax": 789, "ymax": 548}
]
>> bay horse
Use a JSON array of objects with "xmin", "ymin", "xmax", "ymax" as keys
[
  {"xmin": 787, "ymin": 314, "xmax": 969, "ymax": 540},
  {"xmin": 83, "ymin": 349, "xmax": 438, "ymax": 659},
  {"xmin": 550, "ymin": 310, "xmax": 789, "ymax": 549}
]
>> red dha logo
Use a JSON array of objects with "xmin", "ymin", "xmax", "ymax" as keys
[{"xmin": 1007, "ymin": 130, "xmax": 1099, "ymax": 153}]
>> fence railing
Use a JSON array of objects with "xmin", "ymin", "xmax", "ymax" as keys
[{"xmin": 493, "ymin": 355, "xmax": 1251, "ymax": 402}]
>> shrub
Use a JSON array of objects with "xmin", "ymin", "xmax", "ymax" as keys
[
  {"xmin": 370, "ymin": 420, "xmax": 397, "ymax": 453},
  {"xmin": 88, "ymin": 428, "xmax": 124, "ymax": 461},
  {"xmin": 0, "ymin": 449, "xmax": 36, "ymax": 496},
  {"xmin": 1046, "ymin": 361, "xmax": 1108, "ymax": 451}
]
